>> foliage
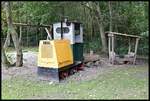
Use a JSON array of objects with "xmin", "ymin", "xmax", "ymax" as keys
[
  {"xmin": 6, "ymin": 54, "xmax": 14, "ymax": 64},
  {"xmin": 1, "ymin": 1, "xmax": 148, "ymax": 56}
]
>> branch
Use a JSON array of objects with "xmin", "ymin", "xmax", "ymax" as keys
[{"xmin": 81, "ymin": 2, "xmax": 97, "ymax": 16}]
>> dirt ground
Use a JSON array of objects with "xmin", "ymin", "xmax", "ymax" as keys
[{"xmin": 2, "ymin": 52, "xmax": 148, "ymax": 83}]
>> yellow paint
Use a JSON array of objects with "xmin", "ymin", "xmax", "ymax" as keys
[{"xmin": 38, "ymin": 40, "xmax": 73, "ymax": 68}]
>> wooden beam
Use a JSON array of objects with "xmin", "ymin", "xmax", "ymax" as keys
[
  {"xmin": 105, "ymin": 31, "xmax": 141, "ymax": 38},
  {"xmin": 13, "ymin": 23, "xmax": 52, "ymax": 28},
  {"xmin": 45, "ymin": 28, "xmax": 52, "ymax": 40}
]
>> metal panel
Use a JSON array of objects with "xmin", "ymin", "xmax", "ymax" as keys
[
  {"xmin": 38, "ymin": 40, "xmax": 58, "ymax": 68},
  {"xmin": 75, "ymin": 43, "xmax": 83, "ymax": 61},
  {"xmin": 38, "ymin": 40, "xmax": 73, "ymax": 68},
  {"xmin": 54, "ymin": 40, "xmax": 73, "ymax": 68},
  {"xmin": 53, "ymin": 22, "xmax": 75, "ymax": 44}
]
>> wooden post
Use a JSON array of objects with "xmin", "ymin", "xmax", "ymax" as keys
[
  {"xmin": 108, "ymin": 34, "xmax": 111, "ymax": 62},
  {"xmin": 90, "ymin": 50, "xmax": 93, "ymax": 56},
  {"xmin": 128, "ymin": 37, "xmax": 131, "ymax": 54},
  {"xmin": 112, "ymin": 33, "xmax": 114, "ymax": 65},
  {"xmin": 27, "ymin": 27, "xmax": 29, "ymax": 48},
  {"xmin": 45, "ymin": 27, "xmax": 52, "ymax": 40},
  {"xmin": 133, "ymin": 38, "xmax": 139, "ymax": 64},
  {"xmin": 21, "ymin": 27, "xmax": 23, "ymax": 47}
]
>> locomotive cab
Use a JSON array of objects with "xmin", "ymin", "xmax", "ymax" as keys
[{"xmin": 53, "ymin": 20, "xmax": 83, "ymax": 63}]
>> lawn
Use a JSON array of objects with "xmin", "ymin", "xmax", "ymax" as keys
[{"xmin": 2, "ymin": 66, "xmax": 148, "ymax": 99}]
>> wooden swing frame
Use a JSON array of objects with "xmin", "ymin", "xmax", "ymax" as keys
[
  {"xmin": 105, "ymin": 31, "xmax": 141, "ymax": 65},
  {"xmin": 13, "ymin": 23, "xmax": 52, "ymax": 40}
]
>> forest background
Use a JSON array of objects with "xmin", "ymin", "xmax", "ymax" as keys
[{"xmin": 1, "ymin": 1, "xmax": 148, "ymax": 57}]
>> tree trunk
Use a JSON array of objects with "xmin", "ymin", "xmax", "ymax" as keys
[
  {"xmin": 1, "ymin": 43, "xmax": 11, "ymax": 68},
  {"xmin": 95, "ymin": 2, "xmax": 107, "ymax": 52},
  {"xmin": 114, "ymin": 2, "xmax": 120, "ymax": 32},
  {"xmin": 84, "ymin": 2, "xmax": 107, "ymax": 52},
  {"xmin": 5, "ymin": 2, "xmax": 23, "ymax": 67},
  {"xmin": 4, "ymin": 31, "xmax": 11, "ymax": 49},
  {"xmin": 109, "ymin": 1, "xmax": 113, "ymax": 32},
  {"xmin": 18, "ymin": 2, "xmax": 22, "ymax": 46},
  {"xmin": 90, "ymin": 8, "xmax": 94, "ymax": 40}
]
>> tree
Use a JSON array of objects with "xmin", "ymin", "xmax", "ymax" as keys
[
  {"xmin": 94, "ymin": 2, "xmax": 107, "ymax": 52},
  {"xmin": 114, "ymin": 2, "xmax": 120, "ymax": 32},
  {"xmin": 4, "ymin": 2, "xmax": 23, "ymax": 67},
  {"xmin": 109, "ymin": 1, "xmax": 113, "ymax": 32},
  {"xmin": 82, "ymin": 2, "xmax": 107, "ymax": 52},
  {"xmin": 4, "ymin": 31, "xmax": 11, "ymax": 48},
  {"xmin": 1, "ymin": 43, "xmax": 12, "ymax": 68}
]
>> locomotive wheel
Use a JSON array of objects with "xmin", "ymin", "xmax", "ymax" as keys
[
  {"xmin": 70, "ymin": 68, "xmax": 74, "ymax": 75},
  {"xmin": 60, "ymin": 72, "xmax": 64, "ymax": 79},
  {"xmin": 80, "ymin": 63, "xmax": 84, "ymax": 70},
  {"xmin": 63, "ymin": 70, "xmax": 69, "ymax": 77},
  {"xmin": 60, "ymin": 63, "xmax": 84, "ymax": 80},
  {"xmin": 73, "ymin": 66, "xmax": 77, "ymax": 73},
  {"xmin": 60, "ymin": 70, "xmax": 69, "ymax": 79}
]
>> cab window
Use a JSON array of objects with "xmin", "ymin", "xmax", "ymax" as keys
[
  {"xmin": 56, "ymin": 27, "xmax": 70, "ymax": 34},
  {"xmin": 75, "ymin": 23, "xmax": 80, "ymax": 35}
]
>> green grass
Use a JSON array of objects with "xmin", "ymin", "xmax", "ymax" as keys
[{"xmin": 2, "ymin": 66, "xmax": 148, "ymax": 99}]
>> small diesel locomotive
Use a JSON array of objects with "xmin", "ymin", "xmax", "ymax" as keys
[{"xmin": 37, "ymin": 18, "xmax": 84, "ymax": 82}]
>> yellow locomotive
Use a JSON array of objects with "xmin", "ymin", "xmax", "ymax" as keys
[{"xmin": 37, "ymin": 18, "xmax": 84, "ymax": 82}]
